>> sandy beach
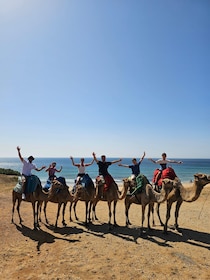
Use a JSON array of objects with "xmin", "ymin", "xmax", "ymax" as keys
[{"xmin": 0, "ymin": 174, "xmax": 210, "ymax": 280}]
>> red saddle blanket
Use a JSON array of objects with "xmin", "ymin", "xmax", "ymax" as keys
[
  {"xmin": 153, "ymin": 167, "xmax": 177, "ymax": 187},
  {"xmin": 96, "ymin": 174, "xmax": 115, "ymax": 191}
]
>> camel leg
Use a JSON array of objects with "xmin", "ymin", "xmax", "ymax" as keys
[
  {"xmin": 148, "ymin": 203, "xmax": 154, "ymax": 227},
  {"xmin": 38, "ymin": 201, "xmax": 43, "ymax": 223},
  {"xmin": 74, "ymin": 201, "xmax": 79, "ymax": 220},
  {"xmin": 38, "ymin": 201, "xmax": 43, "ymax": 222},
  {"xmin": 156, "ymin": 203, "xmax": 164, "ymax": 226},
  {"xmin": 140, "ymin": 205, "xmax": 146, "ymax": 235},
  {"xmin": 164, "ymin": 201, "xmax": 173, "ymax": 234},
  {"xmin": 62, "ymin": 202, "xmax": 67, "ymax": 226},
  {"xmin": 69, "ymin": 201, "xmax": 74, "ymax": 222},
  {"xmin": 43, "ymin": 201, "xmax": 49, "ymax": 224},
  {"xmin": 108, "ymin": 201, "xmax": 112, "ymax": 230},
  {"xmin": 88, "ymin": 201, "xmax": 93, "ymax": 223},
  {"xmin": 12, "ymin": 192, "xmax": 23, "ymax": 224},
  {"xmin": 92, "ymin": 200, "xmax": 99, "ymax": 221},
  {"xmin": 55, "ymin": 203, "xmax": 62, "ymax": 228},
  {"xmin": 173, "ymin": 199, "xmax": 183, "ymax": 232},
  {"xmin": 12, "ymin": 197, "xmax": 23, "ymax": 224},
  {"xmin": 85, "ymin": 201, "xmax": 89, "ymax": 225},
  {"xmin": 113, "ymin": 200, "xmax": 117, "ymax": 226},
  {"xmin": 147, "ymin": 204, "xmax": 153, "ymax": 230},
  {"xmin": 33, "ymin": 201, "xmax": 40, "ymax": 230},
  {"xmin": 125, "ymin": 198, "xmax": 132, "ymax": 226}
]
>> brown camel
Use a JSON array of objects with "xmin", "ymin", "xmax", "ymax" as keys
[
  {"xmin": 124, "ymin": 177, "xmax": 179, "ymax": 234},
  {"xmin": 11, "ymin": 175, "xmax": 62, "ymax": 230},
  {"xmin": 92, "ymin": 177, "xmax": 128, "ymax": 230},
  {"xmin": 39, "ymin": 181, "xmax": 74, "ymax": 228},
  {"xmin": 69, "ymin": 178, "xmax": 96, "ymax": 225},
  {"xmin": 158, "ymin": 173, "xmax": 210, "ymax": 234}
]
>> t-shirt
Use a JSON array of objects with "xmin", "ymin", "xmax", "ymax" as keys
[
  {"xmin": 22, "ymin": 159, "xmax": 36, "ymax": 176},
  {"xmin": 97, "ymin": 161, "xmax": 112, "ymax": 176},
  {"xmin": 129, "ymin": 163, "xmax": 140, "ymax": 176}
]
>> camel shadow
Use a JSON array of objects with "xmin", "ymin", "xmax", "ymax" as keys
[
  {"xmin": 140, "ymin": 226, "xmax": 210, "ymax": 250},
  {"xmin": 43, "ymin": 222, "xmax": 84, "ymax": 236},
  {"xmin": 85, "ymin": 221, "xmax": 210, "ymax": 250},
  {"xmin": 15, "ymin": 224, "xmax": 80, "ymax": 252},
  {"xmin": 86, "ymin": 221, "xmax": 140, "ymax": 242}
]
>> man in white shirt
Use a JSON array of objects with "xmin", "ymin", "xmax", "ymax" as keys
[{"xmin": 17, "ymin": 146, "xmax": 46, "ymax": 199}]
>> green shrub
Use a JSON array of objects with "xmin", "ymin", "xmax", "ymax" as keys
[{"xmin": 0, "ymin": 168, "xmax": 20, "ymax": 176}]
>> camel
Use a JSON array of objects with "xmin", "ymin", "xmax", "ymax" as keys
[
  {"xmin": 91, "ymin": 177, "xmax": 128, "ymax": 230},
  {"xmin": 124, "ymin": 177, "xmax": 179, "ymax": 234},
  {"xmin": 39, "ymin": 181, "xmax": 74, "ymax": 228},
  {"xmin": 157, "ymin": 173, "xmax": 210, "ymax": 234},
  {"xmin": 69, "ymin": 177, "xmax": 96, "ymax": 225},
  {"xmin": 11, "ymin": 175, "xmax": 62, "ymax": 230}
]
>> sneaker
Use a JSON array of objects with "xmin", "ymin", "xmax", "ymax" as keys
[{"xmin": 22, "ymin": 193, "xmax": 26, "ymax": 200}]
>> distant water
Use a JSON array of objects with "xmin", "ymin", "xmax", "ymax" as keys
[{"xmin": 0, "ymin": 157, "xmax": 210, "ymax": 186}]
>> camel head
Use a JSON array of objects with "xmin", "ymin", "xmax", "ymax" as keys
[
  {"xmin": 123, "ymin": 177, "xmax": 136, "ymax": 192},
  {"xmin": 161, "ymin": 178, "xmax": 182, "ymax": 195},
  {"xmin": 73, "ymin": 185, "xmax": 84, "ymax": 198},
  {"xmin": 51, "ymin": 180, "xmax": 65, "ymax": 190},
  {"xmin": 194, "ymin": 173, "xmax": 210, "ymax": 187}
]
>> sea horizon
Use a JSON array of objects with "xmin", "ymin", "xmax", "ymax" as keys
[{"xmin": 1, "ymin": 157, "xmax": 210, "ymax": 186}]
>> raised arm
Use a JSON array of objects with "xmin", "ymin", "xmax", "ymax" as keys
[
  {"xmin": 56, "ymin": 166, "xmax": 63, "ymax": 172},
  {"xmin": 92, "ymin": 152, "xmax": 98, "ymax": 163},
  {"xmin": 17, "ymin": 146, "xmax": 24, "ymax": 162},
  {"xmin": 139, "ymin": 151, "xmax": 146, "ymax": 163},
  {"xmin": 85, "ymin": 158, "xmax": 95, "ymax": 166}
]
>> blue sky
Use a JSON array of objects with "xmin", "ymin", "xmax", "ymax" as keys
[{"xmin": 0, "ymin": 0, "xmax": 209, "ymax": 159}]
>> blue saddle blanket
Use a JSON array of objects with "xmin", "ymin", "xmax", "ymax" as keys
[
  {"xmin": 80, "ymin": 174, "xmax": 93, "ymax": 187},
  {"xmin": 13, "ymin": 175, "xmax": 41, "ymax": 194}
]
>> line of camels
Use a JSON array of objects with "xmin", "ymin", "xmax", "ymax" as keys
[{"xmin": 11, "ymin": 172, "xmax": 210, "ymax": 235}]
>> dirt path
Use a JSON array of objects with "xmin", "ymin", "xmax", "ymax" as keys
[{"xmin": 0, "ymin": 175, "xmax": 210, "ymax": 280}]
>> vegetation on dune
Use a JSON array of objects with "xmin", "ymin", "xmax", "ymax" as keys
[{"xmin": 0, "ymin": 168, "xmax": 20, "ymax": 176}]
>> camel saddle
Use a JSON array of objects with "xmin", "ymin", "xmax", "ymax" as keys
[{"xmin": 153, "ymin": 167, "xmax": 177, "ymax": 188}]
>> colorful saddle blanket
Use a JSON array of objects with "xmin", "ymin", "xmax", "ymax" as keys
[
  {"xmin": 14, "ymin": 175, "xmax": 41, "ymax": 193},
  {"xmin": 96, "ymin": 174, "xmax": 115, "ymax": 191},
  {"xmin": 131, "ymin": 174, "xmax": 150, "ymax": 195},
  {"xmin": 80, "ymin": 174, "xmax": 93, "ymax": 188},
  {"xmin": 152, "ymin": 167, "xmax": 177, "ymax": 187}
]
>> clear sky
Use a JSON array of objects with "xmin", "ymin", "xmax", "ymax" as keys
[{"xmin": 0, "ymin": 0, "xmax": 209, "ymax": 159}]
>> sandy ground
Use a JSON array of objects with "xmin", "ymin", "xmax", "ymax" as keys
[{"xmin": 0, "ymin": 174, "xmax": 210, "ymax": 280}]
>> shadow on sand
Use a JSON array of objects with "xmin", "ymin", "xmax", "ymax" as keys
[
  {"xmin": 15, "ymin": 223, "xmax": 81, "ymax": 252},
  {"xmin": 76, "ymin": 219, "xmax": 210, "ymax": 250}
]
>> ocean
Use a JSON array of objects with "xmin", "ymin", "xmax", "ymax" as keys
[{"xmin": 0, "ymin": 157, "xmax": 210, "ymax": 186}]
